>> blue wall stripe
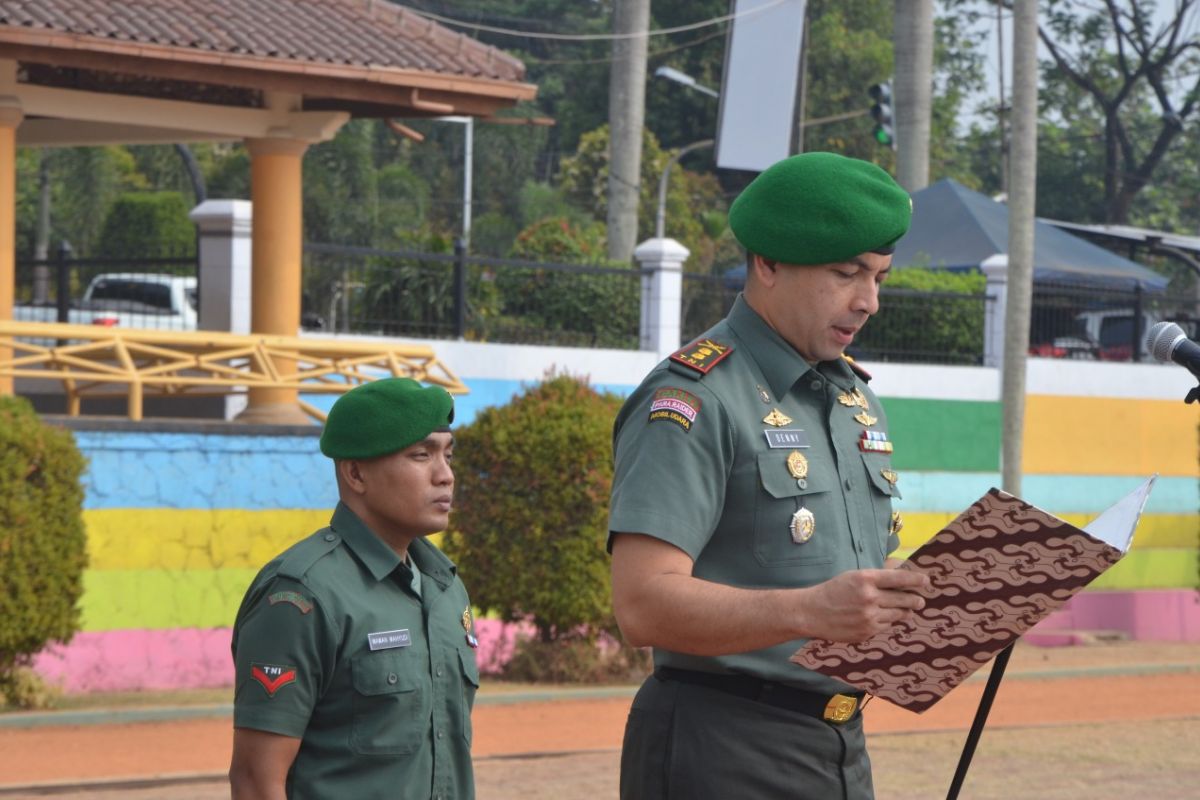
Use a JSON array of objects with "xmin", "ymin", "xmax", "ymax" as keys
[{"xmin": 896, "ymin": 472, "xmax": 1197, "ymax": 515}]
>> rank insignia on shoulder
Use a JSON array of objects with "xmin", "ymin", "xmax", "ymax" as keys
[
  {"xmin": 251, "ymin": 663, "xmax": 297, "ymax": 697},
  {"xmin": 670, "ymin": 338, "xmax": 733, "ymax": 375},
  {"xmin": 268, "ymin": 590, "xmax": 313, "ymax": 614},
  {"xmin": 649, "ymin": 387, "xmax": 702, "ymax": 432},
  {"xmin": 842, "ymin": 354, "xmax": 872, "ymax": 382}
]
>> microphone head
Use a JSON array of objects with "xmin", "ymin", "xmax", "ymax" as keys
[{"xmin": 1147, "ymin": 321, "xmax": 1186, "ymax": 364}]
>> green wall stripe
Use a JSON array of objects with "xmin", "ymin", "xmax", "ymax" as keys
[{"xmin": 883, "ymin": 397, "xmax": 1001, "ymax": 472}]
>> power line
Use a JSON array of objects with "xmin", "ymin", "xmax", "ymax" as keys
[
  {"xmin": 406, "ymin": 0, "xmax": 788, "ymax": 41},
  {"xmin": 521, "ymin": 28, "xmax": 728, "ymax": 66}
]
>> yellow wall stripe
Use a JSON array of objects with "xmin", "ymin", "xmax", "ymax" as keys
[
  {"xmin": 896, "ymin": 512, "xmax": 1198, "ymax": 551},
  {"xmin": 1023, "ymin": 395, "xmax": 1199, "ymax": 477}
]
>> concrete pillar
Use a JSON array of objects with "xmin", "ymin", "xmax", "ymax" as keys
[
  {"xmin": 0, "ymin": 95, "xmax": 22, "ymax": 396},
  {"xmin": 240, "ymin": 136, "xmax": 309, "ymax": 425},
  {"xmin": 981, "ymin": 254, "xmax": 1008, "ymax": 369},
  {"xmin": 634, "ymin": 237, "xmax": 689, "ymax": 361},
  {"xmin": 189, "ymin": 199, "xmax": 253, "ymax": 420}
]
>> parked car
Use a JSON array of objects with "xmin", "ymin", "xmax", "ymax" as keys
[
  {"xmin": 1041, "ymin": 309, "xmax": 1199, "ymax": 361},
  {"xmin": 14, "ymin": 273, "xmax": 198, "ymax": 332}
]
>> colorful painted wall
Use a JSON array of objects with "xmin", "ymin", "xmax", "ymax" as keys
[{"xmin": 32, "ymin": 340, "xmax": 1200, "ymax": 693}]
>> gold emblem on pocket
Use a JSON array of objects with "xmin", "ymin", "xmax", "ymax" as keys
[
  {"xmin": 889, "ymin": 511, "xmax": 904, "ymax": 536},
  {"xmin": 462, "ymin": 606, "xmax": 473, "ymax": 632},
  {"xmin": 790, "ymin": 508, "xmax": 816, "ymax": 544},
  {"xmin": 786, "ymin": 451, "xmax": 809, "ymax": 480},
  {"xmin": 881, "ymin": 469, "xmax": 898, "ymax": 486},
  {"xmin": 763, "ymin": 408, "xmax": 793, "ymax": 427}
]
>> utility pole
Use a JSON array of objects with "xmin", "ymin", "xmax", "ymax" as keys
[
  {"xmin": 893, "ymin": 0, "xmax": 933, "ymax": 191},
  {"xmin": 606, "ymin": 0, "xmax": 650, "ymax": 262},
  {"xmin": 1001, "ymin": 0, "xmax": 1039, "ymax": 496}
]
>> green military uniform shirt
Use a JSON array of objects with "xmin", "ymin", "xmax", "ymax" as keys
[
  {"xmin": 609, "ymin": 294, "xmax": 902, "ymax": 696},
  {"xmin": 232, "ymin": 502, "xmax": 480, "ymax": 800}
]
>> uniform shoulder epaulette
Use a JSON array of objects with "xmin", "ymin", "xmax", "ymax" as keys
[
  {"xmin": 277, "ymin": 528, "xmax": 342, "ymax": 581},
  {"xmin": 668, "ymin": 337, "xmax": 734, "ymax": 380},
  {"xmin": 842, "ymin": 354, "xmax": 872, "ymax": 383}
]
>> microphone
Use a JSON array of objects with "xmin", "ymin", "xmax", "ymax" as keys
[{"xmin": 1146, "ymin": 321, "xmax": 1200, "ymax": 379}]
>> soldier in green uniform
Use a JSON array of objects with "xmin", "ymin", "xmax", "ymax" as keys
[
  {"xmin": 229, "ymin": 377, "xmax": 479, "ymax": 800},
  {"xmin": 609, "ymin": 152, "xmax": 932, "ymax": 800}
]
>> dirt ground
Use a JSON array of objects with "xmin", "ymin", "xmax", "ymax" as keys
[{"xmin": 0, "ymin": 642, "xmax": 1197, "ymax": 799}]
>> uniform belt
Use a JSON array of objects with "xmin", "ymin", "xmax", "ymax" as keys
[{"xmin": 654, "ymin": 667, "xmax": 864, "ymax": 724}]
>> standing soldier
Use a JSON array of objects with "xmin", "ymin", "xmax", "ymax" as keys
[
  {"xmin": 609, "ymin": 153, "xmax": 931, "ymax": 799},
  {"xmin": 229, "ymin": 377, "xmax": 479, "ymax": 800}
]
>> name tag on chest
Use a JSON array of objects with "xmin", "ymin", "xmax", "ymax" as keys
[
  {"xmin": 367, "ymin": 629, "xmax": 412, "ymax": 651},
  {"xmin": 764, "ymin": 429, "xmax": 810, "ymax": 449}
]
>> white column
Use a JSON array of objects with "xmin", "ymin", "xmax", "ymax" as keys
[
  {"xmin": 981, "ymin": 254, "xmax": 1008, "ymax": 369},
  {"xmin": 189, "ymin": 200, "xmax": 253, "ymax": 420},
  {"xmin": 634, "ymin": 237, "xmax": 689, "ymax": 361}
]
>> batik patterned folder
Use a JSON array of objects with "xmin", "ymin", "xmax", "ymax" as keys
[{"xmin": 791, "ymin": 478, "xmax": 1155, "ymax": 713}]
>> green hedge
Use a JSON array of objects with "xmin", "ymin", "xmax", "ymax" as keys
[
  {"xmin": 442, "ymin": 375, "xmax": 623, "ymax": 643},
  {"xmin": 0, "ymin": 397, "xmax": 88, "ymax": 696}
]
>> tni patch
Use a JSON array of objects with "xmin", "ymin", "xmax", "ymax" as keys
[
  {"xmin": 670, "ymin": 338, "xmax": 733, "ymax": 375},
  {"xmin": 251, "ymin": 663, "xmax": 297, "ymax": 697},
  {"xmin": 268, "ymin": 591, "xmax": 313, "ymax": 614},
  {"xmin": 649, "ymin": 387, "xmax": 701, "ymax": 432}
]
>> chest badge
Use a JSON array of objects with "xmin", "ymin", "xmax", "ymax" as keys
[
  {"xmin": 881, "ymin": 468, "xmax": 899, "ymax": 486},
  {"xmin": 786, "ymin": 451, "xmax": 809, "ymax": 480},
  {"xmin": 463, "ymin": 606, "xmax": 480, "ymax": 648},
  {"xmin": 838, "ymin": 388, "xmax": 869, "ymax": 409},
  {"xmin": 890, "ymin": 511, "xmax": 904, "ymax": 537},
  {"xmin": 790, "ymin": 507, "xmax": 816, "ymax": 544},
  {"xmin": 756, "ymin": 384, "xmax": 771, "ymax": 404},
  {"xmin": 859, "ymin": 430, "xmax": 894, "ymax": 453},
  {"xmin": 763, "ymin": 408, "xmax": 793, "ymax": 427},
  {"xmin": 853, "ymin": 410, "xmax": 878, "ymax": 427}
]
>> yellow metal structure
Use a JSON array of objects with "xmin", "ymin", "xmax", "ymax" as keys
[{"xmin": 0, "ymin": 321, "xmax": 468, "ymax": 422}]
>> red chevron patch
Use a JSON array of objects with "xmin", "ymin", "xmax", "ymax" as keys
[{"xmin": 251, "ymin": 663, "xmax": 297, "ymax": 697}]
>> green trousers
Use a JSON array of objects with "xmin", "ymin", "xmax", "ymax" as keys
[{"xmin": 620, "ymin": 674, "xmax": 875, "ymax": 800}]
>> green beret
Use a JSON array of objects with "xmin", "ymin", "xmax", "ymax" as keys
[
  {"xmin": 728, "ymin": 152, "xmax": 911, "ymax": 265},
  {"xmin": 319, "ymin": 377, "xmax": 454, "ymax": 460}
]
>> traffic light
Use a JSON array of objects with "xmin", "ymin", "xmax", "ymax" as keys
[{"xmin": 869, "ymin": 81, "xmax": 895, "ymax": 149}]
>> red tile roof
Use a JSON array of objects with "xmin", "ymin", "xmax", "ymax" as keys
[{"xmin": 0, "ymin": 0, "xmax": 526, "ymax": 83}]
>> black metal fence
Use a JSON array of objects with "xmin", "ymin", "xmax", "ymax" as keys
[
  {"xmin": 1029, "ymin": 280, "xmax": 1199, "ymax": 362},
  {"xmin": 14, "ymin": 245, "xmax": 198, "ymax": 331},
  {"xmin": 303, "ymin": 242, "xmax": 644, "ymax": 349}
]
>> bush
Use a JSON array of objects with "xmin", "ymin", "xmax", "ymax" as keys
[
  {"xmin": 0, "ymin": 397, "xmax": 88, "ymax": 706},
  {"xmin": 853, "ymin": 267, "xmax": 987, "ymax": 364},
  {"xmin": 443, "ymin": 374, "xmax": 624, "ymax": 648},
  {"xmin": 96, "ymin": 191, "xmax": 196, "ymax": 257}
]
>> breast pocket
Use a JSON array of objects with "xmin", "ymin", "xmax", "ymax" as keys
[
  {"xmin": 350, "ymin": 651, "xmax": 429, "ymax": 756},
  {"xmin": 458, "ymin": 648, "xmax": 480, "ymax": 745},
  {"xmin": 753, "ymin": 452, "xmax": 837, "ymax": 569},
  {"xmin": 862, "ymin": 452, "xmax": 902, "ymax": 558}
]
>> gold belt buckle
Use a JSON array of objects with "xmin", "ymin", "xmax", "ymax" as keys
[{"xmin": 822, "ymin": 693, "xmax": 858, "ymax": 724}]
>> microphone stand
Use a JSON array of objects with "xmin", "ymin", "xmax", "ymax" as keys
[{"xmin": 945, "ymin": 642, "xmax": 1015, "ymax": 800}]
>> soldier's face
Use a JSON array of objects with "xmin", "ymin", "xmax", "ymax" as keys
[
  {"xmin": 755, "ymin": 252, "xmax": 891, "ymax": 363},
  {"xmin": 352, "ymin": 432, "xmax": 455, "ymax": 539}
]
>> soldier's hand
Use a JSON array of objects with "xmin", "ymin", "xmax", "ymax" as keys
[{"xmin": 801, "ymin": 569, "xmax": 931, "ymax": 642}]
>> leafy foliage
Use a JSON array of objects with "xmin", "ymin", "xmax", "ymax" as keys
[
  {"xmin": 442, "ymin": 374, "xmax": 624, "ymax": 644},
  {"xmin": 0, "ymin": 397, "xmax": 88, "ymax": 706},
  {"xmin": 852, "ymin": 267, "xmax": 987, "ymax": 364},
  {"xmin": 96, "ymin": 192, "xmax": 196, "ymax": 257}
]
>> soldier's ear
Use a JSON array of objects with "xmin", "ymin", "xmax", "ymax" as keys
[{"xmin": 337, "ymin": 459, "xmax": 368, "ymax": 495}]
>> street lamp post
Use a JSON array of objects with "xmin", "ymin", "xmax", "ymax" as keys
[{"xmin": 653, "ymin": 67, "xmax": 719, "ymax": 239}]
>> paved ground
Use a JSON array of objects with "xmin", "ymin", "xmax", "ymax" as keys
[{"xmin": 0, "ymin": 642, "xmax": 1197, "ymax": 798}]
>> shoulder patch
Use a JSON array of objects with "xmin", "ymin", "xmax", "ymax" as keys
[
  {"xmin": 268, "ymin": 590, "xmax": 313, "ymax": 614},
  {"xmin": 648, "ymin": 387, "xmax": 701, "ymax": 432},
  {"xmin": 842, "ymin": 354, "xmax": 872, "ymax": 382},
  {"xmin": 670, "ymin": 338, "xmax": 733, "ymax": 377},
  {"xmin": 277, "ymin": 529, "xmax": 341, "ymax": 581}
]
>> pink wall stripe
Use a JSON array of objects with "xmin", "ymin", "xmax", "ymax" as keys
[{"xmin": 34, "ymin": 619, "xmax": 533, "ymax": 694}]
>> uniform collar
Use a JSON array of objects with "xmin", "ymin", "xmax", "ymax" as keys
[
  {"xmin": 330, "ymin": 502, "xmax": 457, "ymax": 587},
  {"xmin": 726, "ymin": 294, "xmax": 858, "ymax": 397}
]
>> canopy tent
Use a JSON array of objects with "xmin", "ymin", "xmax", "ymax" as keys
[{"xmin": 891, "ymin": 179, "xmax": 1169, "ymax": 291}]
